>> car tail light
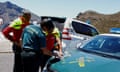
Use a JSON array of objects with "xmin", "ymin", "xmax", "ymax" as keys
[{"xmin": 62, "ymin": 28, "xmax": 71, "ymax": 40}]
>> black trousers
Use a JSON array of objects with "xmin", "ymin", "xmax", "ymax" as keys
[
  {"xmin": 21, "ymin": 49, "xmax": 42, "ymax": 72},
  {"xmin": 12, "ymin": 44, "xmax": 23, "ymax": 72}
]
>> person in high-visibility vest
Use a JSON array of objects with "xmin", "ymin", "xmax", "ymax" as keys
[
  {"xmin": 2, "ymin": 11, "xmax": 31, "ymax": 72},
  {"xmin": 40, "ymin": 20, "xmax": 63, "ymax": 72}
]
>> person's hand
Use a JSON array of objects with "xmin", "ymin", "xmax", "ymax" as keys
[
  {"xmin": 13, "ymin": 40, "xmax": 22, "ymax": 48},
  {"xmin": 59, "ymin": 51, "xmax": 63, "ymax": 58},
  {"xmin": 42, "ymin": 48, "xmax": 53, "ymax": 56},
  {"xmin": 53, "ymin": 50, "xmax": 63, "ymax": 58},
  {"xmin": 59, "ymin": 51, "xmax": 63, "ymax": 56}
]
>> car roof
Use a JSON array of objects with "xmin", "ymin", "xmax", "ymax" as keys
[
  {"xmin": 64, "ymin": 18, "xmax": 99, "ymax": 31},
  {"xmin": 66, "ymin": 18, "xmax": 97, "ymax": 28},
  {"xmin": 40, "ymin": 16, "xmax": 97, "ymax": 28},
  {"xmin": 41, "ymin": 16, "xmax": 66, "ymax": 23},
  {"xmin": 100, "ymin": 33, "xmax": 120, "ymax": 37}
]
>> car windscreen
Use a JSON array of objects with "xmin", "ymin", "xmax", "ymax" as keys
[
  {"xmin": 81, "ymin": 35, "xmax": 120, "ymax": 56},
  {"xmin": 72, "ymin": 21, "xmax": 99, "ymax": 36}
]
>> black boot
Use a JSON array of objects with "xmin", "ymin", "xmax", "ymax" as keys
[{"xmin": 47, "ymin": 64, "xmax": 57, "ymax": 72}]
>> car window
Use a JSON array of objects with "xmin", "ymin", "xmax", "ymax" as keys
[
  {"xmin": 72, "ymin": 21, "xmax": 99, "ymax": 36},
  {"xmin": 82, "ymin": 35, "xmax": 120, "ymax": 55}
]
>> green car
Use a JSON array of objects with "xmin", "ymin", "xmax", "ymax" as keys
[{"xmin": 51, "ymin": 34, "xmax": 120, "ymax": 72}]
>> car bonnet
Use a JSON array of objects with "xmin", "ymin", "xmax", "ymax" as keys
[{"xmin": 51, "ymin": 49, "xmax": 120, "ymax": 72}]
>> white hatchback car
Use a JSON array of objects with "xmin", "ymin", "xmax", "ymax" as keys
[{"xmin": 41, "ymin": 16, "xmax": 99, "ymax": 51}]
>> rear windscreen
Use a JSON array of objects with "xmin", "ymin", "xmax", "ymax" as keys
[{"xmin": 41, "ymin": 16, "xmax": 65, "ymax": 32}]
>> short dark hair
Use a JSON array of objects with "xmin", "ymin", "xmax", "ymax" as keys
[
  {"xmin": 23, "ymin": 12, "xmax": 31, "ymax": 18},
  {"xmin": 22, "ymin": 10, "xmax": 31, "ymax": 18},
  {"xmin": 41, "ymin": 20, "xmax": 55, "ymax": 30}
]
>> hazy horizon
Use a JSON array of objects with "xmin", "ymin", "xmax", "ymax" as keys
[{"xmin": 0, "ymin": 0, "xmax": 120, "ymax": 18}]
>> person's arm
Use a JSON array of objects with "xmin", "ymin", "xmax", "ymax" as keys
[
  {"xmin": 56, "ymin": 37, "xmax": 63, "ymax": 56},
  {"xmin": 38, "ymin": 29, "xmax": 53, "ymax": 56},
  {"xmin": 2, "ymin": 18, "xmax": 20, "ymax": 42},
  {"xmin": 2, "ymin": 18, "xmax": 22, "ymax": 47},
  {"xmin": 41, "ymin": 48, "xmax": 53, "ymax": 56},
  {"xmin": 2, "ymin": 27, "xmax": 22, "ymax": 47},
  {"xmin": 54, "ymin": 28, "xmax": 63, "ymax": 56},
  {"xmin": 2, "ymin": 26, "xmax": 14, "ymax": 42}
]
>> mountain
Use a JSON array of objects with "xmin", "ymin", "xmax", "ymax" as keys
[
  {"xmin": 0, "ymin": 1, "xmax": 120, "ymax": 33},
  {"xmin": 76, "ymin": 10, "xmax": 120, "ymax": 33},
  {"xmin": 0, "ymin": 1, "xmax": 40, "ymax": 31}
]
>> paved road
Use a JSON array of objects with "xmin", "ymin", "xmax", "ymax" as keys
[
  {"xmin": 0, "ymin": 32, "xmax": 14, "ymax": 72},
  {"xmin": 0, "ymin": 53, "xmax": 14, "ymax": 72},
  {"xmin": 0, "ymin": 32, "xmax": 12, "ymax": 53},
  {"xmin": 0, "ymin": 33, "xmax": 42, "ymax": 72},
  {"xmin": 0, "ymin": 53, "xmax": 42, "ymax": 72}
]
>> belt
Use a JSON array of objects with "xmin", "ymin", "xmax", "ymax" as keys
[
  {"xmin": 23, "ymin": 48, "xmax": 33, "ymax": 51},
  {"xmin": 23, "ymin": 48, "xmax": 42, "ymax": 54}
]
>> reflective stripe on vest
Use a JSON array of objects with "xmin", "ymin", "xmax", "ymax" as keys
[{"xmin": 9, "ymin": 17, "xmax": 23, "ymax": 30}]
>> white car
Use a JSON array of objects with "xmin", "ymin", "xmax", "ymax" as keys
[{"xmin": 41, "ymin": 16, "xmax": 99, "ymax": 51}]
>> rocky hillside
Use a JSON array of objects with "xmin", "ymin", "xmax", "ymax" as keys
[
  {"xmin": 0, "ymin": 1, "xmax": 40, "ymax": 31},
  {"xmin": 0, "ymin": 1, "xmax": 120, "ymax": 33},
  {"xmin": 76, "ymin": 11, "xmax": 120, "ymax": 33}
]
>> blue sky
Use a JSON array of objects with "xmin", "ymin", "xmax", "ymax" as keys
[{"xmin": 0, "ymin": 0, "xmax": 120, "ymax": 18}]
